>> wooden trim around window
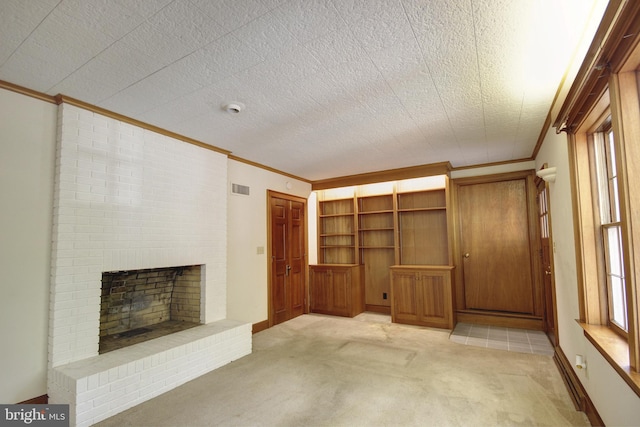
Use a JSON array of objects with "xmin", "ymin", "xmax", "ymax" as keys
[
  {"xmin": 569, "ymin": 89, "xmax": 610, "ymax": 327},
  {"xmin": 609, "ymin": 70, "xmax": 640, "ymax": 371},
  {"xmin": 554, "ymin": 0, "xmax": 640, "ymax": 132}
]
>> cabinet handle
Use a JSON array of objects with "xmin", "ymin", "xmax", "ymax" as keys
[{"xmin": 463, "ymin": 252, "xmax": 470, "ymax": 259}]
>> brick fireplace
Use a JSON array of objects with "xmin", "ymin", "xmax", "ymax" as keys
[
  {"xmin": 99, "ymin": 265, "xmax": 202, "ymax": 353},
  {"xmin": 48, "ymin": 103, "xmax": 251, "ymax": 427}
]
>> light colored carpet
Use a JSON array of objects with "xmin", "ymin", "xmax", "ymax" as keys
[{"xmin": 96, "ymin": 313, "xmax": 589, "ymax": 427}]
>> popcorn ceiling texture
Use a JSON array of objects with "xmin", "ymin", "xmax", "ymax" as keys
[{"xmin": 0, "ymin": 1, "xmax": 601, "ymax": 180}]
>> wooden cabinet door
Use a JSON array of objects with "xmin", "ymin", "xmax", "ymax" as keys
[
  {"xmin": 309, "ymin": 268, "xmax": 331, "ymax": 313},
  {"xmin": 418, "ymin": 272, "xmax": 450, "ymax": 327},
  {"xmin": 391, "ymin": 267, "xmax": 454, "ymax": 328},
  {"xmin": 391, "ymin": 270, "xmax": 419, "ymax": 323},
  {"xmin": 329, "ymin": 268, "xmax": 352, "ymax": 317},
  {"xmin": 458, "ymin": 178, "xmax": 535, "ymax": 314},
  {"xmin": 309, "ymin": 266, "xmax": 358, "ymax": 317}
]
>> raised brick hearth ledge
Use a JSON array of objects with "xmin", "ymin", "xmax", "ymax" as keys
[{"xmin": 49, "ymin": 320, "xmax": 251, "ymax": 427}]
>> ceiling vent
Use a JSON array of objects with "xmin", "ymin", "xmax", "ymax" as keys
[{"xmin": 231, "ymin": 183, "xmax": 250, "ymax": 196}]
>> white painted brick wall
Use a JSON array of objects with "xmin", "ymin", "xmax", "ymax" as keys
[
  {"xmin": 48, "ymin": 103, "xmax": 249, "ymax": 426},
  {"xmin": 49, "ymin": 103, "xmax": 228, "ymax": 367}
]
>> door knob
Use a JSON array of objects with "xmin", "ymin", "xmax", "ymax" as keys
[
  {"xmin": 463, "ymin": 253, "xmax": 470, "ymax": 259},
  {"xmin": 545, "ymin": 269, "xmax": 552, "ymax": 275}
]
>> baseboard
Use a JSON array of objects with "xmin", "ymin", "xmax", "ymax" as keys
[
  {"xmin": 553, "ymin": 346, "xmax": 604, "ymax": 426},
  {"xmin": 365, "ymin": 304, "xmax": 391, "ymax": 314},
  {"xmin": 456, "ymin": 310, "xmax": 544, "ymax": 330},
  {"xmin": 17, "ymin": 395, "xmax": 48, "ymax": 404},
  {"xmin": 252, "ymin": 319, "xmax": 270, "ymax": 334}
]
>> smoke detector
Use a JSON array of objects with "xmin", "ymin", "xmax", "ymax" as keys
[{"xmin": 223, "ymin": 102, "xmax": 244, "ymax": 114}]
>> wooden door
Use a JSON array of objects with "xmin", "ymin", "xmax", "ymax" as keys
[
  {"xmin": 270, "ymin": 193, "xmax": 306, "ymax": 325},
  {"xmin": 458, "ymin": 178, "xmax": 535, "ymax": 314},
  {"xmin": 536, "ymin": 177, "xmax": 557, "ymax": 344}
]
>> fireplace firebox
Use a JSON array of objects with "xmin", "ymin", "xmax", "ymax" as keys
[{"xmin": 99, "ymin": 265, "xmax": 202, "ymax": 353}]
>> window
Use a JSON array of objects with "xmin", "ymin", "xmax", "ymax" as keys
[
  {"xmin": 569, "ymin": 84, "xmax": 640, "ymax": 393},
  {"xmin": 592, "ymin": 123, "xmax": 627, "ymax": 335},
  {"xmin": 556, "ymin": 0, "xmax": 640, "ymax": 394}
]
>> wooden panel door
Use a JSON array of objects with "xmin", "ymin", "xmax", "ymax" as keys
[
  {"xmin": 270, "ymin": 193, "xmax": 306, "ymax": 325},
  {"xmin": 458, "ymin": 178, "xmax": 535, "ymax": 314},
  {"xmin": 537, "ymin": 177, "xmax": 557, "ymax": 344}
]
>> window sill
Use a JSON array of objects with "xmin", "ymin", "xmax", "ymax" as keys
[{"xmin": 577, "ymin": 321, "xmax": 640, "ymax": 398}]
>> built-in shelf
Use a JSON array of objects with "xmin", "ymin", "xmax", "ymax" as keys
[{"xmin": 315, "ymin": 179, "xmax": 451, "ymax": 312}]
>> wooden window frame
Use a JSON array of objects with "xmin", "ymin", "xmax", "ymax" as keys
[
  {"xmin": 559, "ymin": 1, "xmax": 640, "ymax": 394},
  {"xmin": 568, "ymin": 71, "xmax": 640, "ymax": 397},
  {"xmin": 553, "ymin": 0, "xmax": 640, "ymax": 396},
  {"xmin": 590, "ymin": 118, "xmax": 628, "ymax": 338}
]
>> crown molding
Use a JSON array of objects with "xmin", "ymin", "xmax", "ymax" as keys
[
  {"xmin": 228, "ymin": 155, "xmax": 311, "ymax": 183},
  {"xmin": 311, "ymin": 162, "xmax": 452, "ymax": 191},
  {"xmin": 56, "ymin": 94, "xmax": 231, "ymax": 156},
  {"xmin": 0, "ymin": 80, "xmax": 57, "ymax": 103}
]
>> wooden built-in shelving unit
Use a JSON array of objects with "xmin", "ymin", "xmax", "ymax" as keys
[
  {"xmin": 397, "ymin": 189, "xmax": 449, "ymax": 266},
  {"xmin": 318, "ymin": 198, "xmax": 356, "ymax": 264},
  {"xmin": 312, "ymin": 177, "xmax": 454, "ymax": 323}
]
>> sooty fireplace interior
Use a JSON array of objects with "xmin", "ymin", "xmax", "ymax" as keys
[{"xmin": 99, "ymin": 265, "xmax": 202, "ymax": 353}]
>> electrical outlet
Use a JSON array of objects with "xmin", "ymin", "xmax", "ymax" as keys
[{"xmin": 383, "ymin": 292, "xmax": 387, "ymax": 299}]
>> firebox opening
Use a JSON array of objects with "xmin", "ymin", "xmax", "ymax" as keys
[{"xmin": 99, "ymin": 265, "xmax": 203, "ymax": 354}]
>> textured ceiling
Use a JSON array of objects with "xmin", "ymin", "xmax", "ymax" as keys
[{"xmin": 0, "ymin": 0, "xmax": 605, "ymax": 181}]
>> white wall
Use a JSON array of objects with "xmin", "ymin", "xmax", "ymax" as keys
[
  {"xmin": 0, "ymin": 88, "xmax": 57, "ymax": 402},
  {"xmin": 226, "ymin": 159, "xmax": 312, "ymax": 324},
  {"xmin": 536, "ymin": 127, "xmax": 640, "ymax": 426}
]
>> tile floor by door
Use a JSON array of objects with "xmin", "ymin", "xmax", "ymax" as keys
[{"xmin": 450, "ymin": 322, "xmax": 555, "ymax": 356}]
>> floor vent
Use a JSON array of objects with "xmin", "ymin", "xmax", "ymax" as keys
[{"xmin": 231, "ymin": 183, "xmax": 250, "ymax": 196}]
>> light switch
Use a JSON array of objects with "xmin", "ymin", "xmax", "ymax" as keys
[{"xmin": 257, "ymin": 246, "xmax": 264, "ymax": 255}]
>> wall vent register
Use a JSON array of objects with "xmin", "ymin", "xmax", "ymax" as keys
[{"xmin": 231, "ymin": 183, "xmax": 250, "ymax": 195}]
